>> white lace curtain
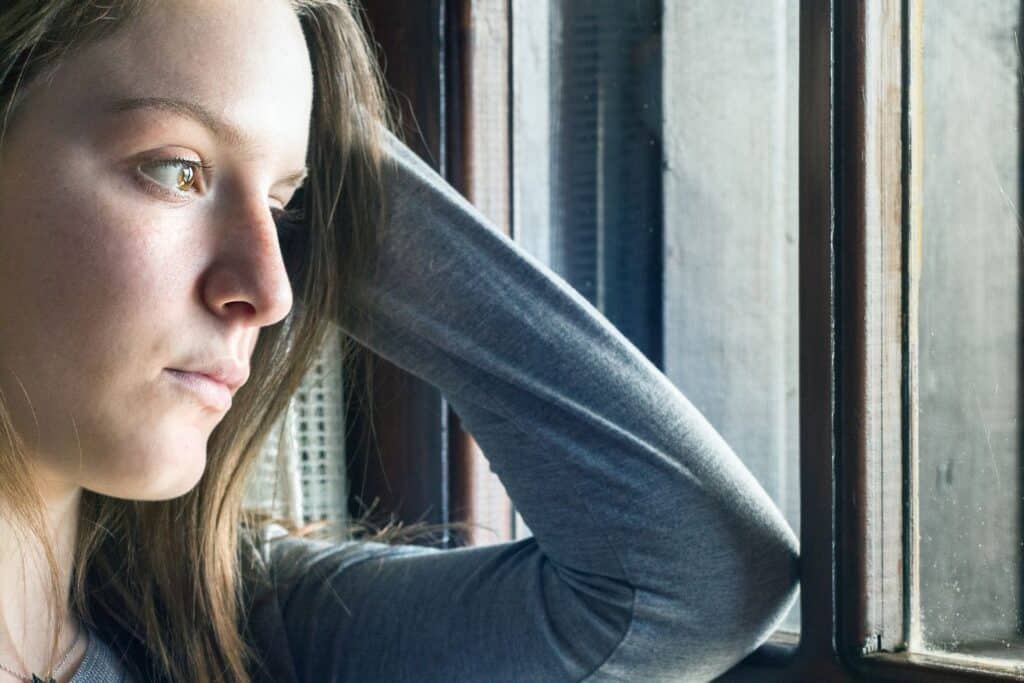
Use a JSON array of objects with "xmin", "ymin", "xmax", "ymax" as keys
[{"xmin": 242, "ymin": 324, "xmax": 348, "ymax": 531}]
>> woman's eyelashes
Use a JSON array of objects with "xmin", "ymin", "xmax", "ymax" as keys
[
  {"xmin": 134, "ymin": 156, "xmax": 302, "ymax": 230},
  {"xmin": 136, "ymin": 156, "xmax": 211, "ymax": 202}
]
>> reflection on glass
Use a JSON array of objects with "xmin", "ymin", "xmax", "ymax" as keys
[{"xmin": 915, "ymin": 0, "xmax": 1024, "ymax": 662}]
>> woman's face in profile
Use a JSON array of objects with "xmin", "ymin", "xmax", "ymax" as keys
[{"xmin": 0, "ymin": 0, "xmax": 313, "ymax": 501}]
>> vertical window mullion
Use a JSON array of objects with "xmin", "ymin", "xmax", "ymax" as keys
[
  {"xmin": 446, "ymin": 0, "xmax": 518, "ymax": 547},
  {"xmin": 834, "ymin": 0, "xmax": 907, "ymax": 665},
  {"xmin": 347, "ymin": 0, "xmax": 450, "ymax": 546}
]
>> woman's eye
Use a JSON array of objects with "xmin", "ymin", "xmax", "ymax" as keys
[{"xmin": 138, "ymin": 158, "xmax": 204, "ymax": 195}]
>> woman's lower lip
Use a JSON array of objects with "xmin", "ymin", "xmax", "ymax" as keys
[{"xmin": 164, "ymin": 369, "xmax": 232, "ymax": 412}]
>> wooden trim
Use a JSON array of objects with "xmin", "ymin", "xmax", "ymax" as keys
[
  {"xmin": 351, "ymin": 0, "xmax": 515, "ymax": 549},
  {"xmin": 831, "ymin": 1, "xmax": 1024, "ymax": 681},
  {"xmin": 855, "ymin": 651, "xmax": 1024, "ymax": 682},
  {"xmin": 834, "ymin": 0, "xmax": 906, "ymax": 665},
  {"xmin": 446, "ymin": 0, "xmax": 517, "ymax": 547},
  {"xmin": 905, "ymin": 0, "xmax": 924, "ymax": 654},
  {"xmin": 833, "ymin": 0, "xmax": 872, "ymax": 667},
  {"xmin": 792, "ymin": 0, "xmax": 840, "ymax": 676},
  {"xmin": 346, "ymin": 0, "xmax": 450, "ymax": 544},
  {"xmin": 873, "ymin": 0, "xmax": 907, "ymax": 657},
  {"xmin": 444, "ymin": 0, "xmax": 473, "ymax": 545},
  {"xmin": 848, "ymin": 1, "xmax": 1024, "ymax": 680}
]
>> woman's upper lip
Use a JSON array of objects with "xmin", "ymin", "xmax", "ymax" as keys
[{"xmin": 167, "ymin": 362, "xmax": 249, "ymax": 395}]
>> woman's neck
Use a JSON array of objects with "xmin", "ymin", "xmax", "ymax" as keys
[{"xmin": 0, "ymin": 484, "xmax": 84, "ymax": 682}]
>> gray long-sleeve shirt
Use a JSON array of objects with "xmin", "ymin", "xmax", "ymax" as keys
[{"xmin": 70, "ymin": 129, "xmax": 800, "ymax": 683}]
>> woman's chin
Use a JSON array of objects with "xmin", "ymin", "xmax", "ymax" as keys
[{"xmin": 84, "ymin": 432, "xmax": 210, "ymax": 502}]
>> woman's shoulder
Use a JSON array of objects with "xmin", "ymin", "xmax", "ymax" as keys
[{"xmin": 245, "ymin": 522, "xmax": 440, "ymax": 592}]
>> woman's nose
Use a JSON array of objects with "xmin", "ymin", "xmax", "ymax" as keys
[{"xmin": 201, "ymin": 194, "xmax": 295, "ymax": 328}]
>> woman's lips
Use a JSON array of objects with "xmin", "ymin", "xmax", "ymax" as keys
[{"xmin": 164, "ymin": 369, "xmax": 232, "ymax": 412}]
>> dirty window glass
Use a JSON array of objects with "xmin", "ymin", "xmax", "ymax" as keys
[{"xmin": 915, "ymin": 0, "xmax": 1024, "ymax": 663}]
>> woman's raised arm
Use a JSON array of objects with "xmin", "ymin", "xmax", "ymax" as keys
[{"xmin": 268, "ymin": 128, "xmax": 800, "ymax": 682}]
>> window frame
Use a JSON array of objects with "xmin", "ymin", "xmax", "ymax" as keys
[
  {"xmin": 350, "ymin": 0, "xmax": 518, "ymax": 549},
  {"xmin": 346, "ymin": 0, "xmax": 452, "ymax": 546},
  {"xmin": 734, "ymin": 1, "xmax": 1024, "ymax": 680},
  {"xmin": 835, "ymin": 1, "xmax": 1024, "ymax": 679}
]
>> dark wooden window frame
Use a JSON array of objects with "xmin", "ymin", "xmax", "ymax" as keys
[
  {"xmin": 350, "ymin": 1, "xmax": 1021, "ymax": 680},
  {"xmin": 731, "ymin": 1, "xmax": 1024, "ymax": 680},
  {"xmin": 347, "ymin": 0, "xmax": 458, "ymax": 548}
]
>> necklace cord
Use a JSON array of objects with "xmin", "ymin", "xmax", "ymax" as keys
[{"xmin": 0, "ymin": 625, "xmax": 85, "ymax": 683}]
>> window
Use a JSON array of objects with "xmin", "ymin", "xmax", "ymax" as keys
[{"xmin": 280, "ymin": 1, "xmax": 1024, "ymax": 680}]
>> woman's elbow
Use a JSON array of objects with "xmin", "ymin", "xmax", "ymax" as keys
[{"xmin": 701, "ymin": 505, "xmax": 801, "ymax": 663}]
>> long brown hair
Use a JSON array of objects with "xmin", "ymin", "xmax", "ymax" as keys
[{"xmin": 0, "ymin": 1, "xmax": 398, "ymax": 679}]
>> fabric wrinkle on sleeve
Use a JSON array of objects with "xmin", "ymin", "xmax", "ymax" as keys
[{"xmin": 273, "ymin": 127, "xmax": 800, "ymax": 682}]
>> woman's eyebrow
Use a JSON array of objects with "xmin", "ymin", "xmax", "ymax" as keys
[{"xmin": 106, "ymin": 95, "xmax": 308, "ymax": 187}]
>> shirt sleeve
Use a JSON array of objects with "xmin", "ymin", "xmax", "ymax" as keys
[{"xmin": 269, "ymin": 127, "xmax": 801, "ymax": 682}]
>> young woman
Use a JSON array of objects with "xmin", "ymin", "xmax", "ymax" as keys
[{"xmin": 0, "ymin": 1, "xmax": 800, "ymax": 681}]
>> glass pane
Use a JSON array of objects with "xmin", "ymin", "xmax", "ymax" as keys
[
  {"xmin": 915, "ymin": 0, "xmax": 1024, "ymax": 662},
  {"xmin": 512, "ymin": 0, "xmax": 801, "ymax": 633}
]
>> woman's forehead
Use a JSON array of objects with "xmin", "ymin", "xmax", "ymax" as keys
[{"xmin": 31, "ymin": 0, "xmax": 314, "ymax": 156}]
